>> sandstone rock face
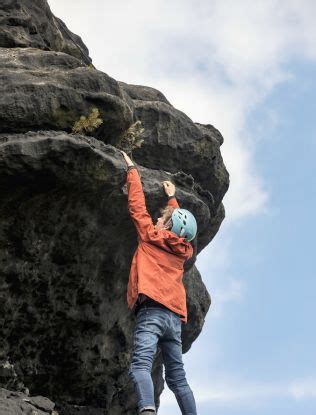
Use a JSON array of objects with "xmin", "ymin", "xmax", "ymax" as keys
[
  {"xmin": 0, "ymin": 0, "xmax": 91, "ymax": 64},
  {"xmin": 119, "ymin": 81, "xmax": 228, "ymax": 210},
  {"xmin": 0, "ymin": 48, "xmax": 133, "ymax": 139},
  {"xmin": 0, "ymin": 1, "xmax": 229, "ymax": 414},
  {"xmin": 0, "ymin": 387, "xmax": 56, "ymax": 415}
]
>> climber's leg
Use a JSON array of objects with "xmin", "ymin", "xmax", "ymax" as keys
[
  {"xmin": 159, "ymin": 313, "xmax": 197, "ymax": 415},
  {"xmin": 128, "ymin": 307, "xmax": 167, "ymax": 414}
]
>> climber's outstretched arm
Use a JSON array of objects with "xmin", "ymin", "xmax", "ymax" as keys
[
  {"xmin": 121, "ymin": 151, "xmax": 155, "ymax": 241},
  {"xmin": 162, "ymin": 180, "xmax": 180, "ymax": 209},
  {"xmin": 162, "ymin": 181, "xmax": 195, "ymax": 264}
]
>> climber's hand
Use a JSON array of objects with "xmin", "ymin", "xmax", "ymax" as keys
[
  {"xmin": 162, "ymin": 181, "xmax": 175, "ymax": 197},
  {"xmin": 121, "ymin": 150, "xmax": 134, "ymax": 167}
]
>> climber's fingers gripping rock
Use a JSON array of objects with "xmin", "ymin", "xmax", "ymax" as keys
[
  {"xmin": 120, "ymin": 150, "xmax": 134, "ymax": 167},
  {"xmin": 162, "ymin": 181, "xmax": 175, "ymax": 197}
]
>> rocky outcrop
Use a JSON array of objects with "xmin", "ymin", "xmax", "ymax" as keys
[
  {"xmin": 118, "ymin": 81, "xmax": 228, "ymax": 210},
  {"xmin": 0, "ymin": 387, "xmax": 57, "ymax": 415},
  {"xmin": 0, "ymin": 1, "xmax": 229, "ymax": 414},
  {"xmin": 0, "ymin": 48, "xmax": 132, "ymax": 139},
  {"xmin": 0, "ymin": 0, "xmax": 91, "ymax": 64}
]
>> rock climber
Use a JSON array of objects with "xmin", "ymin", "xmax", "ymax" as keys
[{"xmin": 121, "ymin": 150, "xmax": 198, "ymax": 415}]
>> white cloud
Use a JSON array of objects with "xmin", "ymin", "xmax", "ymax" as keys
[
  {"xmin": 196, "ymin": 226, "xmax": 247, "ymax": 317},
  {"xmin": 45, "ymin": 4, "xmax": 316, "ymax": 413},
  {"xmin": 211, "ymin": 278, "xmax": 245, "ymax": 317},
  {"xmin": 48, "ymin": 0, "xmax": 316, "ymax": 221},
  {"xmin": 289, "ymin": 378, "xmax": 316, "ymax": 400},
  {"xmin": 159, "ymin": 375, "xmax": 316, "ymax": 413}
]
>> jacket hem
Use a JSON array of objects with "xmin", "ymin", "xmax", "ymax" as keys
[{"xmin": 133, "ymin": 293, "xmax": 187, "ymax": 322}]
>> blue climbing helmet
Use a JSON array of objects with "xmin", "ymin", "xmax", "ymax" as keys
[{"xmin": 170, "ymin": 208, "xmax": 197, "ymax": 242}]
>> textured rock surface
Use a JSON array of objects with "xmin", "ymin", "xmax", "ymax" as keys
[
  {"xmin": 0, "ymin": 48, "xmax": 133, "ymax": 138},
  {"xmin": 119, "ymin": 81, "xmax": 228, "ymax": 209},
  {"xmin": 0, "ymin": 1, "xmax": 229, "ymax": 414},
  {"xmin": 0, "ymin": 0, "xmax": 91, "ymax": 64},
  {"xmin": 0, "ymin": 387, "xmax": 56, "ymax": 415}
]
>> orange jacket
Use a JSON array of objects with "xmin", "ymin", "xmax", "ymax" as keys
[{"xmin": 126, "ymin": 166, "xmax": 193, "ymax": 323}]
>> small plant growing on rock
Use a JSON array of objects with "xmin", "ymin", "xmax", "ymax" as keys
[
  {"xmin": 72, "ymin": 107, "xmax": 103, "ymax": 135},
  {"xmin": 117, "ymin": 120, "xmax": 145, "ymax": 156}
]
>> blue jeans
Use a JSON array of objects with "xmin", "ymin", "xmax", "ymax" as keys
[{"xmin": 128, "ymin": 305, "xmax": 197, "ymax": 414}]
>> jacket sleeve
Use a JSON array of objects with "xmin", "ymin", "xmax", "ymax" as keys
[
  {"xmin": 167, "ymin": 196, "xmax": 195, "ymax": 262},
  {"xmin": 167, "ymin": 195, "xmax": 180, "ymax": 209},
  {"xmin": 126, "ymin": 170, "xmax": 191, "ymax": 258},
  {"xmin": 126, "ymin": 167, "xmax": 155, "ymax": 241}
]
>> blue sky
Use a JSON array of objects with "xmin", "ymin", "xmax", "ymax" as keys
[
  {"xmin": 185, "ymin": 65, "xmax": 316, "ymax": 414},
  {"xmin": 183, "ymin": 63, "xmax": 315, "ymax": 414},
  {"xmin": 48, "ymin": 1, "xmax": 316, "ymax": 414}
]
